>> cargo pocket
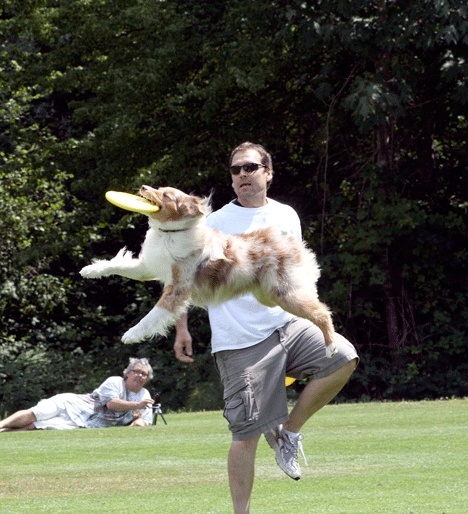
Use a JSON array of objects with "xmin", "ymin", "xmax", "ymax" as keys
[{"xmin": 222, "ymin": 374, "xmax": 257, "ymax": 433}]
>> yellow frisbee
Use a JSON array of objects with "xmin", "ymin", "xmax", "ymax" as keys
[
  {"xmin": 285, "ymin": 377, "xmax": 296, "ymax": 387},
  {"xmin": 105, "ymin": 191, "xmax": 160, "ymax": 214}
]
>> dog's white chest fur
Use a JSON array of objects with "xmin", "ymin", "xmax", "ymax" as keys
[{"xmin": 140, "ymin": 228, "xmax": 195, "ymax": 283}]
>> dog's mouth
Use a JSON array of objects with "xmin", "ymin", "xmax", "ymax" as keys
[
  {"xmin": 139, "ymin": 194, "xmax": 160, "ymax": 207},
  {"xmin": 139, "ymin": 186, "xmax": 161, "ymax": 208}
]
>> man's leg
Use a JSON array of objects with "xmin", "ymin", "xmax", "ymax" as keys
[
  {"xmin": 264, "ymin": 359, "xmax": 358, "ymax": 479},
  {"xmin": 228, "ymin": 436, "xmax": 260, "ymax": 514},
  {"xmin": 0, "ymin": 409, "xmax": 37, "ymax": 431},
  {"xmin": 285, "ymin": 359, "xmax": 358, "ymax": 433}
]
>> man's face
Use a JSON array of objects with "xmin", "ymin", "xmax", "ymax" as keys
[{"xmin": 231, "ymin": 149, "xmax": 272, "ymax": 202}]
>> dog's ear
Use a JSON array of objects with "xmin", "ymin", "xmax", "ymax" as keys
[
  {"xmin": 200, "ymin": 195, "xmax": 212, "ymax": 216},
  {"xmin": 180, "ymin": 195, "xmax": 211, "ymax": 218}
]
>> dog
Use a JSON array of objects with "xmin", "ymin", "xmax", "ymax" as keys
[{"xmin": 80, "ymin": 185, "xmax": 337, "ymax": 358}]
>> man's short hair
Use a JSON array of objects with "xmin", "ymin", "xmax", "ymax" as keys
[{"xmin": 230, "ymin": 142, "xmax": 273, "ymax": 172}]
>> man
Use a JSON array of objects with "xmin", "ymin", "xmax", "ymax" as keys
[
  {"xmin": 175, "ymin": 142, "xmax": 359, "ymax": 514},
  {"xmin": 0, "ymin": 358, "xmax": 155, "ymax": 431}
]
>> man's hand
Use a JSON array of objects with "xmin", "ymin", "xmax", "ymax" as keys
[{"xmin": 174, "ymin": 314, "xmax": 194, "ymax": 363}]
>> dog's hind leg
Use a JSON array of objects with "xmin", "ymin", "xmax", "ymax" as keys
[
  {"xmin": 121, "ymin": 285, "xmax": 191, "ymax": 344},
  {"xmin": 272, "ymin": 293, "xmax": 337, "ymax": 358}
]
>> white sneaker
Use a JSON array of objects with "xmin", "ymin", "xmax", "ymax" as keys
[{"xmin": 264, "ymin": 425, "xmax": 307, "ymax": 480}]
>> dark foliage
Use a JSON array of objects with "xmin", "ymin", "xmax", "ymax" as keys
[{"xmin": 1, "ymin": 0, "xmax": 466, "ymax": 416}]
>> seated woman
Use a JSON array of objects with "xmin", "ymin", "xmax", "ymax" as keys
[{"xmin": 0, "ymin": 357, "xmax": 155, "ymax": 431}]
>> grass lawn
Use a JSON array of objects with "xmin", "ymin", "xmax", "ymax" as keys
[{"xmin": 0, "ymin": 399, "xmax": 466, "ymax": 513}]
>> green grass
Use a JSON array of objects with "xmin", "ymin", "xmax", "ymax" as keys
[{"xmin": 0, "ymin": 400, "xmax": 466, "ymax": 513}]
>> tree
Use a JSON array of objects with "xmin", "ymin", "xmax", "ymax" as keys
[{"xmin": 1, "ymin": 0, "xmax": 466, "ymax": 413}]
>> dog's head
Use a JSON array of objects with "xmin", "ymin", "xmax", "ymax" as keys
[{"xmin": 139, "ymin": 185, "xmax": 211, "ymax": 229}]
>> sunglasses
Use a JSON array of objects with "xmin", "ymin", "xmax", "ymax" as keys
[{"xmin": 230, "ymin": 162, "xmax": 266, "ymax": 175}]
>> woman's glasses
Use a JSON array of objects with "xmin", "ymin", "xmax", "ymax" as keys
[
  {"xmin": 131, "ymin": 369, "xmax": 149, "ymax": 378},
  {"xmin": 230, "ymin": 162, "xmax": 266, "ymax": 175}
]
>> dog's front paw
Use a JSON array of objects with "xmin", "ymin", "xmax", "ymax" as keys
[
  {"xmin": 121, "ymin": 307, "xmax": 173, "ymax": 345},
  {"xmin": 122, "ymin": 325, "xmax": 149, "ymax": 345},
  {"xmin": 80, "ymin": 261, "xmax": 111, "ymax": 279}
]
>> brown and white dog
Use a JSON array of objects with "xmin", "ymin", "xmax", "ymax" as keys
[{"xmin": 80, "ymin": 186, "xmax": 336, "ymax": 357}]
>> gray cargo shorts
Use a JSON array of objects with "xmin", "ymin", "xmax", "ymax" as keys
[{"xmin": 214, "ymin": 317, "xmax": 358, "ymax": 440}]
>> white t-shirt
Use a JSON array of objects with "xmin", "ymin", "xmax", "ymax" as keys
[{"xmin": 206, "ymin": 198, "xmax": 302, "ymax": 353}]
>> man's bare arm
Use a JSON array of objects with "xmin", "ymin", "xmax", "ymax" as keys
[{"xmin": 174, "ymin": 313, "xmax": 194, "ymax": 363}]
